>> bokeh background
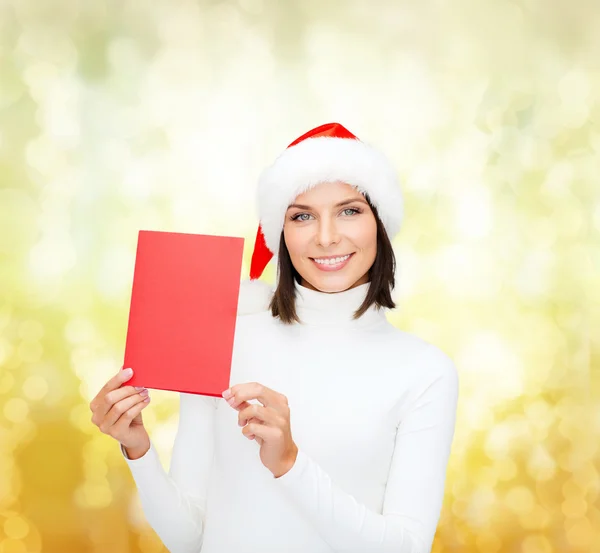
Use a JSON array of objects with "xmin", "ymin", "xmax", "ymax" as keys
[{"xmin": 0, "ymin": 0, "xmax": 599, "ymax": 551}]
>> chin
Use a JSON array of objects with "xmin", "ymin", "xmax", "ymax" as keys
[{"xmin": 307, "ymin": 273, "xmax": 361, "ymax": 294}]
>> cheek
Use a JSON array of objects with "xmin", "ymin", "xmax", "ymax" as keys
[
  {"xmin": 283, "ymin": 225, "xmax": 304, "ymax": 260},
  {"xmin": 352, "ymin": 218, "xmax": 378, "ymax": 253}
]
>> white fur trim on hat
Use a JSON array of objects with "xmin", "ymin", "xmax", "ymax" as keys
[
  {"xmin": 237, "ymin": 278, "xmax": 273, "ymax": 315},
  {"xmin": 256, "ymin": 136, "xmax": 403, "ymax": 254}
]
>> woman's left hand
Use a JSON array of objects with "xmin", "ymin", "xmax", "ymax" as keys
[{"xmin": 222, "ymin": 382, "xmax": 298, "ymax": 478}]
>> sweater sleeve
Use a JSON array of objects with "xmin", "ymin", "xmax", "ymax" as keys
[
  {"xmin": 272, "ymin": 349, "xmax": 459, "ymax": 553},
  {"xmin": 120, "ymin": 392, "xmax": 217, "ymax": 553}
]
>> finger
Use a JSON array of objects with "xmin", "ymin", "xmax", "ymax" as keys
[
  {"xmin": 103, "ymin": 367, "xmax": 135, "ymax": 394},
  {"xmin": 109, "ymin": 395, "xmax": 151, "ymax": 437},
  {"xmin": 228, "ymin": 382, "xmax": 283, "ymax": 410},
  {"xmin": 92, "ymin": 368, "xmax": 135, "ymax": 413},
  {"xmin": 93, "ymin": 383, "xmax": 146, "ymax": 421},
  {"xmin": 102, "ymin": 390, "xmax": 150, "ymax": 431},
  {"xmin": 226, "ymin": 399, "xmax": 251, "ymax": 412},
  {"xmin": 238, "ymin": 404, "xmax": 277, "ymax": 427},
  {"xmin": 243, "ymin": 421, "xmax": 277, "ymax": 441}
]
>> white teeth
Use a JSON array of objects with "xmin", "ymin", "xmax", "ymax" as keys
[{"xmin": 314, "ymin": 254, "xmax": 351, "ymax": 265}]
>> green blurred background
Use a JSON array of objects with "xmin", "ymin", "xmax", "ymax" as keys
[{"xmin": 0, "ymin": 0, "xmax": 598, "ymax": 551}]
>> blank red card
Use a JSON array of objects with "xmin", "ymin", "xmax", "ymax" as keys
[{"xmin": 122, "ymin": 230, "xmax": 244, "ymax": 397}]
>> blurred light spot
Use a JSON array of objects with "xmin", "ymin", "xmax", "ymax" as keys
[
  {"xmin": 18, "ymin": 321, "xmax": 44, "ymax": 341},
  {"xmin": 521, "ymin": 534, "xmax": 552, "ymax": 553},
  {"xmin": 84, "ymin": 457, "xmax": 108, "ymax": 479},
  {"xmin": 514, "ymin": 248, "xmax": 555, "ymax": 298},
  {"xmin": 527, "ymin": 444, "xmax": 556, "ymax": 481},
  {"xmin": 405, "ymin": 164, "xmax": 437, "ymax": 193},
  {"xmin": 24, "ymin": 135, "xmax": 66, "ymax": 177},
  {"xmin": 520, "ymin": 505, "xmax": 552, "ymax": 530},
  {"xmin": 454, "ymin": 187, "xmax": 493, "ymax": 239},
  {"xmin": 238, "ymin": 0, "xmax": 264, "ymax": 15},
  {"xmin": 541, "ymin": 161, "xmax": 573, "ymax": 197},
  {"xmin": 0, "ymin": 339, "xmax": 14, "ymax": 367},
  {"xmin": 458, "ymin": 332, "xmax": 523, "ymax": 403},
  {"xmin": 562, "ymin": 496, "xmax": 587, "ymax": 519},
  {"xmin": 465, "ymin": 486, "xmax": 496, "ymax": 526},
  {"xmin": 0, "ymin": 538, "xmax": 27, "ymax": 553},
  {"xmin": 525, "ymin": 217, "xmax": 557, "ymax": 249},
  {"xmin": 21, "ymin": 62, "xmax": 59, "ymax": 102},
  {"xmin": 451, "ymin": 497, "xmax": 468, "ymax": 517},
  {"xmin": 4, "ymin": 399, "xmax": 30, "ymax": 423},
  {"xmin": 0, "ymin": 307, "xmax": 11, "ymax": 330},
  {"xmin": 475, "ymin": 530, "xmax": 502, "ymax": 553},
  {"xmin": 16, "ymin": 27, "xmax": 78, "ymax": 68},
  {"xmin": 96, "ymin": 245, "xmax": 135, "ymax": 300},
  {"xmin": 0, "ymin": 372, "xmax": 15, "ymax": 395},
  {"xmin": 3, "ymin": 516, "xmax": 29, "ymax": 539},
  {"xmin": 122, "ymin": 158, "xmax": 156, "ymax": 201},
  {"xmin": 29, "ymin": 238, "xmax": 77, "ymax": 280},
  {"xmin": 558, "ymin": 70, "xmax": 591, "ymax": 129},
  {"xmin": 593, "ymin": 202, "xmax": 600, "ymax": 232},
  {"xmin": 69, "ymin": 404, "xmax": 95, "ymax": 434},
  {"xmin": 22, "ymin": 376, "xmax": 48, "ymax": 401},
  {"xmin": 485, "ymin": 423, "xmax": 514, "ymax": 460},
  {"xmin": 462, "ymin": 396, "xmax": 495, "ymax": 430},
  {"xmin": 505, "ymin": 485, "xmax": 535, "ymax": 514},
  {"xmin": 74, "ymin": 482, "xmax": 113, "ymax": 509},
  {"xmin": 565, "ymin": 517, "xmax": 593, "ymax": 548},
  {"xmin": 572, "ymin": 462, "xmax": 598, "ymax": 490},
  {"xmin": 435, "ymin": 245, "xmax": 502, "ymax": 298},
  {"xmin": 519, "ymin": 137, "xmax": 552, "ymax": 171},
  {"xmin": 64, "ymin": 317, "xmax": 96, "ymax": 345},
  {"xmin": 17, "ymin": 341, "xmax": 43, "ymax": 364},
  {"xmin": 0, "ymin": 189, "xmax": 38, "ymax": 256},
  {"xmin": 495, "ymin": 457, "xmax": 517, "ymax": 481}
]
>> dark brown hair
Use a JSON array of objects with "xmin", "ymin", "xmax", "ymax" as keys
[{"xmin": 269, "ymin": 193, "xmax": 397, "ymax": 324}]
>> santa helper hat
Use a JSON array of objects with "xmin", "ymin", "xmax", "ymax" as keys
[{"xmin": 237, "ymin": 122, "xmax": 404, "ymax": 315}]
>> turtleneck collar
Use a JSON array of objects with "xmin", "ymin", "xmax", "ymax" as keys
[{"xmin": 293, "ymin": 280, "xmax": 389, "ymax": 329}]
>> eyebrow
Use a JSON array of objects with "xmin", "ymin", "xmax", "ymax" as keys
[{"xmin": 287, "ymin": 197, "xmax": 368, "ymax": 211}]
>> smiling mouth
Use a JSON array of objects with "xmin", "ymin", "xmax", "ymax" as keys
[{"xmin": 309, "ymin": 253, "xmax": 355, "ymax": 266}]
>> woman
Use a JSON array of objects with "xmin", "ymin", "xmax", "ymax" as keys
[{"xmin": 90, "ymin": 123, "xmax": 459, "ymax": 553}]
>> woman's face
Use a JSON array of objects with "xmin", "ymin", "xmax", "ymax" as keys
[{"xmin": 283, "ymin": 181, "xmax": 378, "ymax": 293}]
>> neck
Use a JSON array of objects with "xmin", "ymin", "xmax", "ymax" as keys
[{"xmin": 292, "ymin": 280, "xmax": 388, "ymax": 328}]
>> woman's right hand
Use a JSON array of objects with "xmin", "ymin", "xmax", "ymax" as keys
[{"xmin": 90, "ymin": 367, "xmax": 152, "ymax": 457}]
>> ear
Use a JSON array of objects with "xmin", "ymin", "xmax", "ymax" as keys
[{"xmin": 237, "ymin": 278, "xmax": 274, "ymax": 316}]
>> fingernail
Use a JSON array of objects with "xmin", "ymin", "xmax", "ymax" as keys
[
  {"xmin": 222, "ymin": 389, "xmax": 232, "ymax": 399},
  {"xmin": 227, "ymin": 397, "xmax": 235, "ymax": 406},
  {"xmin": 134, "ymin": 386, "xmax": 145, "ymax": 391},
  {"xmin": 124, "ymin": 368, "xmax": 133, "ymax": 376},
  {"xmin": 139, "ymin": 389, "xmax": 149, "ymax": 397},
  {"xmin": 143, "ymin": 396, "xmax": 151, "ymax": 402}
]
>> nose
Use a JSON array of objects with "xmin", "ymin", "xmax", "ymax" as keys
[{"xmin": 315, "ymin": 217, "xmax": 341, "ymax": 248}]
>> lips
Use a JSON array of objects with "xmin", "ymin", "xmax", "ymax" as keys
[
  {"xmin": 311, "ymin": 254, "xmax": 353, "ymax": 261},
  {"xmin": 309, "ymin": 252, "xmax": 355, "ymax": 272}
]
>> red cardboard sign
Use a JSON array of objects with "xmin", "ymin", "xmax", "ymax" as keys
[{"xmin": 122, "ymin": 230, "xmax": 244, "ymax": 397}]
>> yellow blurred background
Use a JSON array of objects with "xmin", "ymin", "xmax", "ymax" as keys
[{"xmin": 1, "ymin": 0, "xmax": 599, "ymax": 551}]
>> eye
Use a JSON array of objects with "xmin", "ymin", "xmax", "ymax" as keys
[
  {"xmin": 290, "ymin": 208, "xmax": 361, "ymax": 221},
  {"xmin": 291, "ymin": 213, "xmax": 312, "ymax": 222}
]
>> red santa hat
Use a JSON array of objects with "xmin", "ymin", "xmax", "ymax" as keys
[{"xmin": 238, "ymin": 122, "xmax": 403, "ymax": 314}]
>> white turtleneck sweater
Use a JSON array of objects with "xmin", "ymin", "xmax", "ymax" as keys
[{"xmin": 121, "ymin": 280, "xmax": 459, "ymax": 553}]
